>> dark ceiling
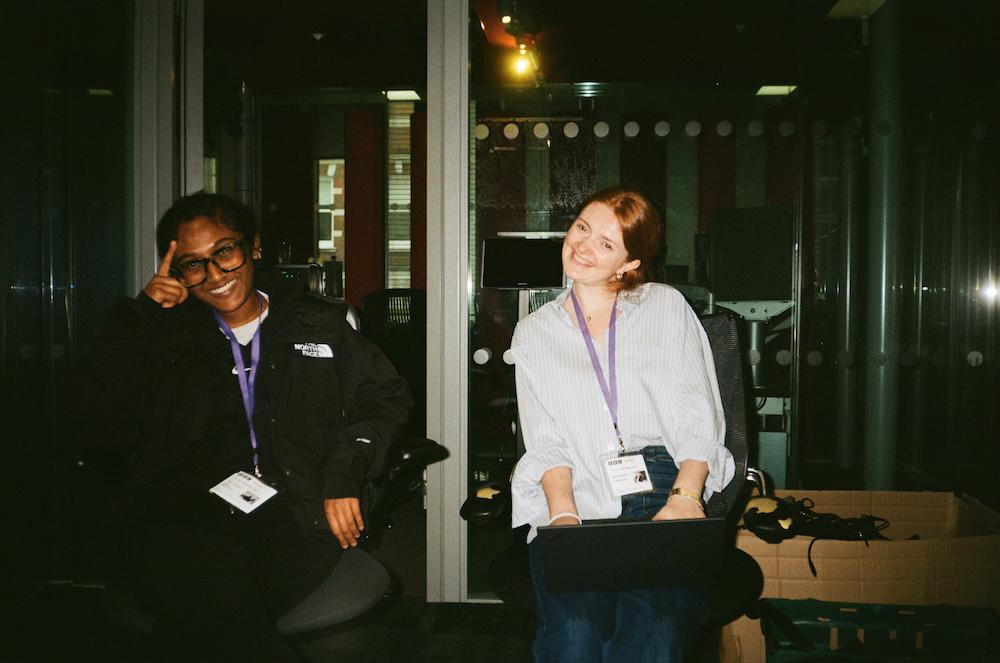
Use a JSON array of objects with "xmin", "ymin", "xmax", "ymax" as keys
[
  {"xmin": 5, "ymin": 0, "xmax": 996, "ymax": 106},
  {"xmin": 204, "ymin": 0, "xmax": 427, "ymax": 90},
  {"xmin": 473, "ymin": 0, "xmax": 1000, "ymax": 93},
  {"xmin": 200, "ymin": 0, "xmax": 999, "ymax": 113},
  {"xmin": 474, "ymin": 0, "xmax": 843, "ymax": 85}
]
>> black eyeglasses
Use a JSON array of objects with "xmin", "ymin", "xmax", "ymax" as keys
[{"xmin": 171, "ymin": 239, "xmax": 249, "ymax": 287}]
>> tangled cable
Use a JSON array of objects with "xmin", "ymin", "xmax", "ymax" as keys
[
  {"xmin": 743, "ymin": 496, "xmax": 893, "ymax": 576},
  {"xmin": 790, "ymin": 498, "xmax": 891, "ymax": 576}
]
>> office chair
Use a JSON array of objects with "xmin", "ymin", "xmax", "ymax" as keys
[
  {"xmin": 360, "ymin": 289, "xmax": 427, "ymax": 437},
  {"xmin": 695, "ymin": 311, "xmax": 764, "ymax": 633},
  {"xmin": 461, "ymin": 310, "xmax": 764, "ymax": 632}
]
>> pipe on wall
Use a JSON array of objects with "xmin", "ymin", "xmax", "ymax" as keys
[
  {"xmin": 235, "ymin": 81, "xmax": 256, "ymax": 209},
  {"xmin": 835, "ymin": 121, "xmax": 861, "ymax": 469},
  {"xmin": 863, "ymin": 0, "xmax": 903, "ymax": 489}
]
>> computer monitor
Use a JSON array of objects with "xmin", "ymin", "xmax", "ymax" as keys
[
  {"xmin": 708, "ymin": 206, "xmax": 793, "ymax": 302},
  {"xmin": 480, "ymin": 237, "xmax": 565, "ymax": 289}
]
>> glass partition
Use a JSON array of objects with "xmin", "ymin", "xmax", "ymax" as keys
[
  {"xmin": 3, "ymin": 0, "xmax": 132, "ymax": 594},
  {"xmin": 466, "ymin": 0, "xmax": 999, "ymax": 598}
]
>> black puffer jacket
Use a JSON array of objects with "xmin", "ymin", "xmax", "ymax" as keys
[{"xmin": 79, "ymin": 279, "xmax": 412, "ymax": 529}]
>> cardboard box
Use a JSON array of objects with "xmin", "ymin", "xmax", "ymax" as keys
[{"xmin": 719, "ymin": 491, "xmax": 1000, "ymax": 663}]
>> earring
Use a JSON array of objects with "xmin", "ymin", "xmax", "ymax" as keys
[
  {"xmin": 254, "ymin": 249, "xmax": 262, "ymax": 260},
  {"xmin": 616, "ymin": 272, "xmax": 624, "ymax": 281}
]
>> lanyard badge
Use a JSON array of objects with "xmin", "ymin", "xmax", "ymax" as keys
[
  {"xmin": 569, "ymin": 291, "xmax": 652, "ymax": 496},
  {"xmin": 213, "ymin": 292, "xmax": 264, "ymax": 478}
]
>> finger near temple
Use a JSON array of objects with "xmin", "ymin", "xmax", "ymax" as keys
[{"xmin": 157, "ymin": 241, "xmax": 177, "ymax": 276}]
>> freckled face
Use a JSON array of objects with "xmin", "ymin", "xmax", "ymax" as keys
[
  {"xmin": 173, "ymin": 216, "xmax": 259, "ymax": 323},
  {"xmin": 562, "ymin": 202, "xmax": 639, "ymax": 288}
]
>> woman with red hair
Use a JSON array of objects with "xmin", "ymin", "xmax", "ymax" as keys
[{"xmin": 510, "ymin": 186, "xmax": 735, "ymax": 662}]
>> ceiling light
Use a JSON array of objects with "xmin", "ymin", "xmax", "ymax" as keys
[
  {"xmin": 385, "ymin": 90, "xmax": 421, "ymax": 101},
  {"xmin": 826, "ymin": 0, "xmax": 887, "ymax": 19},
  {"xmin": 574, "ymin": 82, "xmax": 604, "ymax": 98},
  {"xmin": 756, "ymin": 85, "xmax": 797, "ymax": 96},
  {"xmin": 501, "ymin": 15, "xmax": 512, "ymax": 24}
]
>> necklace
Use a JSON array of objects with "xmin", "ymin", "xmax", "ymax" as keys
[{"xmin": 570, "ymin": 288, "xmax": 614, "ymax": 325}]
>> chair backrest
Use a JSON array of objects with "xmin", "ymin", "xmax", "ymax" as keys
[
  {"xmin": 360, "ymin": 288, "xmax": 426, "ymax": 340},
  {"xmin": 360, "ymin": 289, "xmax": 427, "ymax": 436},
  {"xmin": 699, "ymin": 311, "xmax": 751, "ymax": 520}
]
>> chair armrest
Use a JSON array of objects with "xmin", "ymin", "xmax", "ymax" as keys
[
  {"xmin": 367, "ymin": 438, "xmax": 448, "ymax": 525},
  {"xmin": 460, "ymin": 481, "xmax": 511, "ymax": 527},
  {"xmin": 386, "ymin": 437, "xmax": 449, "ymax": 480}
]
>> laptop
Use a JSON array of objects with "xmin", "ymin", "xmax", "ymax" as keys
[{"xmin": 536, "ymin": 517, "xmax": 727, "ymax": 593}]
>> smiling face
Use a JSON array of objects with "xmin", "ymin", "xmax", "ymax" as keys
[
  {"xmin": 562, "ymin": 202, "xmax": 641, "ymax": 290},
  {"xmin": 173, "ymin": 216, "xmax": 260, "ymax": 325}
]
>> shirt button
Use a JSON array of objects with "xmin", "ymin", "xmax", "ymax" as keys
[
  {"xmin": 284, "ymin": 469, "xmax": 292, "ymax": 477},
  {"xmin": 270, "ymin": 417, "xmax": 277, "ymax": 424},
  {"xmin": 269, "ymin": 362, "xmax": 277, "ymax": 370}
]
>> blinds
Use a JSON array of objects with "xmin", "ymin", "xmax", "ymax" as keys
[{"xmin": 386, "ymin": 101, "xmax": 414, "ymax": 288}]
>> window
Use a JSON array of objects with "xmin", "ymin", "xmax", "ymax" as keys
[
  {"xmin": 203, "ymin": 157, "xmax": 218, "ymax": 193},
  {"xmin": 316, "ymin": 157, "xmax": 346, "ymax": 261},
  {"xmin": 386, "ymin": 101, "xmax": 414, "ymax": 288}
]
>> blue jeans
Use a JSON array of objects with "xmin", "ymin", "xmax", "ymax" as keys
[{"xmin": 528, "ymin": 447, "xmax": 710, "ymax": 663}]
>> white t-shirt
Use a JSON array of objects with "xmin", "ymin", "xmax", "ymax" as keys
[{"xmin": 227, "ymin": 291, "xmax": 270, "ymax": 345}]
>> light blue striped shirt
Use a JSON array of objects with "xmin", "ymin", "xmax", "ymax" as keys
[{"xmin": 510, "ymin": 282, "xmax": 735, "ymax": 542}]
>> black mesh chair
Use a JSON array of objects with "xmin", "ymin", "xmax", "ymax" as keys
[
  {"xmin": 695, "ymin": 311, "xmax": 764, "ymax": 634},
  {"xmin": 360, "ymin": 289, "xmax": 427, "ymax": 438},
  {"xmin": 461, "ymin": 310, "xmax": 764, "ymax": 634}
]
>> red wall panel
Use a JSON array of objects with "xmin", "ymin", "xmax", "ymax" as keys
[
  {"xmin": 345, "ymin": 108, "xmax": 384, "ymax": 308},
  {"xmin": 698, "ymin": 111, "xmax": 736, "ymax": 234}
]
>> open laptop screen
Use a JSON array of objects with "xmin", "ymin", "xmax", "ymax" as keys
[{"xmin": 536, "ymin": 517, "xmax": 726, "ymax": 593}]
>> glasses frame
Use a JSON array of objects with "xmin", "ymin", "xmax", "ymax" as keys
[{"xmin": 171, "ymin": 238, "xmax": 250, "ymax": 288}]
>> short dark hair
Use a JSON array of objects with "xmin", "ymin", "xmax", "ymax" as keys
[
  {"xmin": 575, "ymin": 186, "xmax": 663, "ymax": 292},
  {"xmin": 156, "ymin": 193, "xmax": 256, "ymax": 258}
]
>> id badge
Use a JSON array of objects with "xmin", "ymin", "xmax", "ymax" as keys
[
  {"xmin": 603, "ymin": 452, "xmax": 654, "ymax": 497},
  {"xmin": 209, "ymin": 471, "xmax": 277, "ymax": 514}
]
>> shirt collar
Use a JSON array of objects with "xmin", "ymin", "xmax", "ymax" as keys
[{"xmin": 553, "ymin": 282, "xmax": 651, "ymax": 325}]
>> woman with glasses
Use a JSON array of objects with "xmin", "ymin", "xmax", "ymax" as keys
[
  {"xmin": 510, "ymin": 187, "xmax": 735, "ymax": 662},
  {"xmin": 82, "ymin": 193, "xmax": 411, "ymax": 660}
]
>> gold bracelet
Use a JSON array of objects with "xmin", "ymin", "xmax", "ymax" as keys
[{"xmin": 669, "ymin": 487, "xmax": 704, "ymax": 510}]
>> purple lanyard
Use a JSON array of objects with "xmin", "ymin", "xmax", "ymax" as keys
[
  {"xmin": 213, "ymin": 293, "xmax": 263, "ymax": 477},
  {"xmin": 569, "ymin": 290, "xmax": 624, "ymax": 452}
]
